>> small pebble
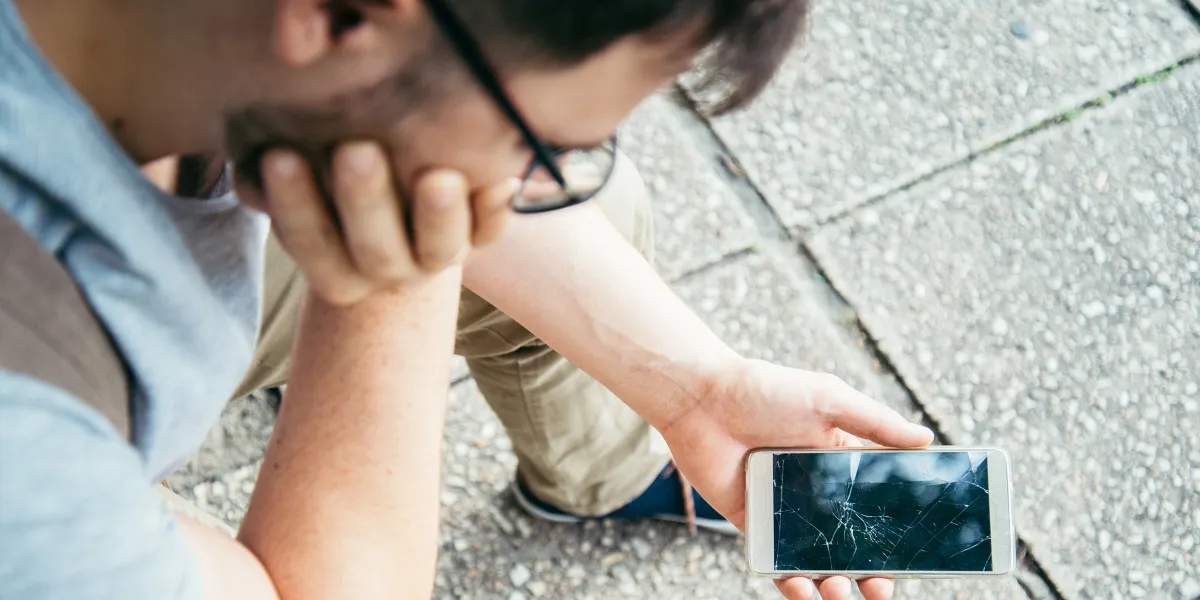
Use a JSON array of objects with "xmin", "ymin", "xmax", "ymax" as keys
[
  {"xmin": 515, "ymin": 518, "xmax": 532, "ymax": 539},
  {"xmin": 631, "ymin": 538, "xmax": 653, "ymax": 560},
  {"xmin": 510, "ymin": 564, "xmax": 531, "ymax": 587},
  {"xmin": 602, "ymin": 552, "xmax": 627, "ymax": 567},
  {"xmin": 1010, "ymin": 21, "xmax": 1028, "ymax": 40},
  {"xmin": 491, "ymin": 509, "xmax": 515, "ymax": 535},
  {"xmin": 991, "ymin": 317, "xmax": 1009, "ymax": 336},
  {"xmin": 1180, "ymin": 578, "xmax": 1200, "ymax": 597}
]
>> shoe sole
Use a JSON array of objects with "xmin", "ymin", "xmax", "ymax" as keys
[{"xmin": 510, "ymin": 480, "xmax": 742, "ymax": 536}]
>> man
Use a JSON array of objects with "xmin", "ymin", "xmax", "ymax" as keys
[{"xmin": 0, "ymin": 1, "xmax": 933, "ymax": 600}]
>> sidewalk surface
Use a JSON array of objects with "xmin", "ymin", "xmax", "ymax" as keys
[{"xmin": 169, "ymin": 2, "xmax": 1200, "ymax": 599}]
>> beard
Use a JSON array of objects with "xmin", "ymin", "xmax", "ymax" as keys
[{"xmin": 221, "ymin": 57, "xmax": 449, "ymax": 195}]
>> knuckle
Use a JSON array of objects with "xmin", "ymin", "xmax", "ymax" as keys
[
  {"xmin": 315, "ymin": 282, "xmax": 357, "ymax": 307},
  {"xmin": 287, "ymin": 223, "xmax": 341, "ymax": 257},
  {"xmin": 354, "ymin": 241, "xmax": 401, "ymax": 275},
  {"xmin": 817, "ymin": 372, "xmax": 847, "ymax": 393},
  {"xmin": 338, "ymin": 183, "xmax": 383, "ymax": 211},
  {"xmin": 416, "ymin": 244, "xmax": 465, "ymax": 273},
  {"xmin": 414, "ymin": 231, "xmax": 469, "ymax": 271},
  {"xmin": 415, "ymin": 253, "xmax": 452, "ymax": 273},
  {"xmin": 281, "ymin": 229, "xmax": 324, "ymax": 257}
]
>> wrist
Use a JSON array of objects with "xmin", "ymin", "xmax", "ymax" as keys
[
  {"xmin": 305, "ymin": 266, "xmax": 463, "ymax": 316},
  {"xmin": 641, "ymin": 345, "xmax": 747, "ymax": 433}
]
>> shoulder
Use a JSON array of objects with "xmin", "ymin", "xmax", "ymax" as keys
[{"xmin": 0, "ymin": 372, "xmax": 204, "ymax": 600}]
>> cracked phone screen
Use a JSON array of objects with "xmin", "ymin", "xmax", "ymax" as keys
[{"xmin": 773, "ymin": 451, "xmax": 993, "ymax": 572}]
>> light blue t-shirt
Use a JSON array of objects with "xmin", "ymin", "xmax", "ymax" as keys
[{"xmin": 0, "ymin": 1, "xmax": 269, "ymax": 598}]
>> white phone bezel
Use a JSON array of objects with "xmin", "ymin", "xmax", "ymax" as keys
[{"xmin": 745, "ymin": 447, "xmax": 1016, "ymax": 579}]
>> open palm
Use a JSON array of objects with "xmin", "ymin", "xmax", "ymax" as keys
[{"xmin": 657, "ymin": 359, "xmax": 935, "ymax": 600}]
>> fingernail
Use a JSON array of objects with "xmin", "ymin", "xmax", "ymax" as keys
[
  {"xmin": 342, "ymin": 143, "xmax": 378, "ymax": 174},
  {"xmin": 269, "ymin": 152, "xmax": 301, "ymax": 178},
  {"xmin": 433, "ymin": 183, "xmax": 462, "ymax": 208},
  {"xmin": 494, "ymin": 178, "xmax": 521, "ymax": 206}
]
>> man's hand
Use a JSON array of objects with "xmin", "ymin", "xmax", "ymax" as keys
[
  {"xmin": 657, "ymin": 359, "xmax": 935, "ymax": 600},
  {"xmin": 236, "ymin": 143, "xmax": 517, "ymax": 306}
]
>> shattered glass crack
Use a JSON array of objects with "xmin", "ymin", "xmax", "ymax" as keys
[{"xmin": 773, "ymin": 451, "xmax": 992, "ymax": 572}]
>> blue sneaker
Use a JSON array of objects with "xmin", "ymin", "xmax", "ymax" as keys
[{"xmin": 511, "ymin": 463, "xmax": 740, "ymax": 535}]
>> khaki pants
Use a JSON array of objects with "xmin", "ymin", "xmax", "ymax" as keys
[{"xmin": 232, "ymin": 156, "xmax": 670, "ymax": 516}]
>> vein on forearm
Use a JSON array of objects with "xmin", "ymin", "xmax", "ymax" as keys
[{"xmin": 463, "ymin": 203, "xmax": 738, "ymax": 430}]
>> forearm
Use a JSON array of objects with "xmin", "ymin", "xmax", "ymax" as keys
[
  {"xmin": 235, "ymin": 269, "xmax": 462, "ymax": 600},
  {"xmin": 463, "ymin": 203, "xmax": 738, "ymax": 430}
]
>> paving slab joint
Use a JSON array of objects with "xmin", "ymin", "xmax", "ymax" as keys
[
  {"xmin": 820, "ymin": 52, "xmax": 1200, "ymax": 232},
  {"xmin": 794, "ymin": 238, "xmax": 1076, "ymax": 599},
  {"xmin": 790, "ymin": 239, "xmax": 949, "ymax": 439},
  {"xmin": 664, "ymin": 247, "xmax": 757, "ymax": 285},
  {"xmin": 667, "ymin": 85, "xmax": 791, "ymax": 242},
  {"xmin": 1178, "ymin": 0, "xmax": 1200, "ymax": 30},
  {"xmin": 1013, "ymin": 542, "xmax": 1068, "ymax": 600}
]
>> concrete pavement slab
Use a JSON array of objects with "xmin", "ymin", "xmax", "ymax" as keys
[
  {"xmin": 810, "ymin": 67, "xmax": 1200, "ymax": 598},
  {"xmin": 694, "ymin": 0, "xmax": 1200, "ymax": 228},
  {"xmin": 621, "ymin": 94, "xmax": 760, "ymax": 280},
  {"xmin": 673, "ymin": 249, "xmax": 915, "ymax": 411}
]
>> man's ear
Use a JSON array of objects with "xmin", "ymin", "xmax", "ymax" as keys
[{"xmin": 272, "ymin": 0, "xmax": 417, "ymax": 67}]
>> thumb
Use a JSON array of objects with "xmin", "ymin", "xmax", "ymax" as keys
[{"xmin": 818, "ymin": 378, "xmax": 934, "ymax": 448}]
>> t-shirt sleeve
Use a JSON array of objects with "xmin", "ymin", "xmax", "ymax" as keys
[{"xmin": 0, "ymin": 372, "xmax": 204, "ymax": 600}]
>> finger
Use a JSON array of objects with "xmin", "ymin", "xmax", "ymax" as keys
[
  {"xmin": 411, "ymin": 169, "xmax": 472, "ymax": 272},
  {"xmin": 262, "ymin": 150, "xmax": 369, "ymax": 305},
  {"xmin": 818, "ymin": 576, "xmax": 853, "ymax": 600},
  {"xmin": 331, "ymin": 142, "xmax": 415, "ymax": 282},
  {"xmin": 519, "ymin": 178, "xmax": 563, "ymax": 202},
  {"xmin": 859, "ymin": 577, "xmax": 896, "ymax": 600},
  {"xmin": 470, "ymin": 178, "xmax": 519, "ymax": 247},
  {"xmin": 818, "ymin": 375, "xmax": 934, "ymax": 448},
  {"xmin": 774, "ymin": 577, "xmax": 815, "ymax": 600},
  {"xmin": 831, "ymin": 431, "xmax": 864, "ymax": 449}
]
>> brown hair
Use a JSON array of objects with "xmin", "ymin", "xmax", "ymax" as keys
[{"xmin": 445, "ymin": 0, "xmax": 810, "ymax": 115}]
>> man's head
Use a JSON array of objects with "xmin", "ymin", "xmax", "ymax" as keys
[{"xmin": 221, "ymin": 0, "xmax": 809, "ymax": 197}]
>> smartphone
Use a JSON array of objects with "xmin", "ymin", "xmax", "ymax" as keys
[{"xmin": 745, "ymin": 447, "xmax": 1016, "ymax": 578}]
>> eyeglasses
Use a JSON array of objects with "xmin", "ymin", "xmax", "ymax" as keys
[{"xmin": 423, "ymin": 0, "xmax": 618, "ymax": 213}]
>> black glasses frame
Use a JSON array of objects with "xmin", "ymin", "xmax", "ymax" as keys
[{"xmin": 423, "ymin": 0, "xmax": 617, "ymax": 213}]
